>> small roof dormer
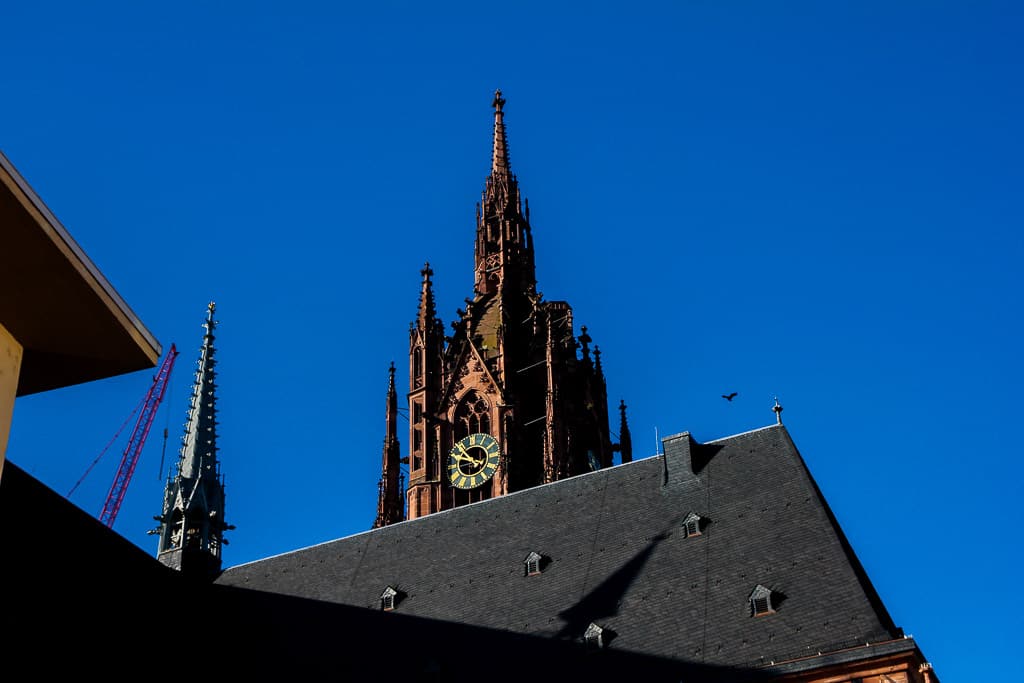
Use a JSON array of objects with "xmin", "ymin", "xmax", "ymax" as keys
[
  {"xmin": 381, "ymin": 585, "xmax": 400, "ymax": 611},
  {"xmin": 524, "ymin": 551, "xmax": 544, "ymax": 576},
  {"xmin": 682, "ymin": 512, "xmax": 703, "ymax": 538},
  {"xmin": 749, "ymin": 584, "xmax": 777, "ymax": 617},
  {"xmin": 583, "ymin": 622, "xmax": 607, "ymax": 649}
]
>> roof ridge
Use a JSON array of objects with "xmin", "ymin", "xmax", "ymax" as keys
[{"xmin": 706, "ymin": 422, "xmax": 784, "ymax": 444}]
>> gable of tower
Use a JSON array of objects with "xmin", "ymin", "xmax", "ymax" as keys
[{"xmin": 441, "ymin": 339, "xmax": 504, "ymax": 418}]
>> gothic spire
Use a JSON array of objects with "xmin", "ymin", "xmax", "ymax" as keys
[
  {"xmin": 617, "ymin": 400, "xmax": 633, "ymax": 464},
  {"xmin": 374, "ymin": 362, "xmax": 404, "ymax": 528},
  {"xmin": 491, "ymin": 89, "xmax": 511, "ymax": 181},
  {"xmin": 417, "ymin": 262, "xmax": 437, "ymax": 328},
  {"xmin": 152, "ymin": 301, "xmax": 231, "ymax": 579},
  {"xmin": 482, "ymin": 89, "xmax": 520, "ymax": 215},
  {"xmin": 475, "ymin": 89, "xmax": 535, "ymax": 296}
]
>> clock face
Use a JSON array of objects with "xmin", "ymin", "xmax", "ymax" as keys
[{"xmin": 447, "ymin": 433, "xmax": 501, "ymax": 490}]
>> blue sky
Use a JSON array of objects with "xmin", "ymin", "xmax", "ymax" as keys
[{"xmin": 4, "ymin": 3, "xmax": 1021, "ymax": 680}]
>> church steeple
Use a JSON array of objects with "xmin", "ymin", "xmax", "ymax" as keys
[
  {"xmin": 152, "ymin": 302, "xmax": 231, "ymax": 579},
  {"xmin": 374, "ymin": 362, "xmax": 404, "ymax": 528},
  {"xmin": 476, "ymin": 89, "xmax": 535, "ymax": 297},
  {"xmin": 394, "ymin": 91, "xmax": 621, "ymax": 523}
]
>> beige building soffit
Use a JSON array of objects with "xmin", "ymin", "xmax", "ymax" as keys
[{"xmin": 0, "ymin": 149, "xmax": 161, "ymax": 361}]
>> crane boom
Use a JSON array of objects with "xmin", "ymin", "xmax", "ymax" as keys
[{"xmin": 98, "ymin": 344, "xmax": 179, "ymax": 528}]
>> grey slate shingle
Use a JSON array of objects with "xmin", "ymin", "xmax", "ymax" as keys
[{"xmin": 216, "ymin": 423, "xmax": 902, "ymax": 669}]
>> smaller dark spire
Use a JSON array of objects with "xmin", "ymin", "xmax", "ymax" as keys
[
  {"xmin": 618, "ymin": 400, "xmax": 633, "ymax": 464},
  {"xmin": 773, "ymin": 396, "xmax": 784, "ymax": 425},
  {"xmin": 387, "ymin": 361, "xmax": 397, "ymax": 405},
  {"xmin": 375, "ymin": 361, "xmax": 404, "ymax": 529},
  {"xmin": 578, "ymin": 326, "xmax": 592, "ymax": 361}
]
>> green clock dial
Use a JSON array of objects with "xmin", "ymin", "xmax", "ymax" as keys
[{"xmin": 447, "ymin": 432, "xmax": 501, "ymax": 490}]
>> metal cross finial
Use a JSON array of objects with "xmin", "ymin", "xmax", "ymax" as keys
[
  {"xmin": 773, "ymin": 396, "xmax": 784, "ymax": 425},
  {"xmin": 492, "ymin": 89, "xmax": 506, "ymax": 112}
]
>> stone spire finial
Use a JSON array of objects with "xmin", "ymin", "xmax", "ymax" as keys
[
  {"xmin": 417, "ymin": 262, "xmax": 437, "ymax": 327},
  {"xmin": 618, "ymin": 399, "xmax": 633, "ymax": 464},
  {"xmin": 491, "ymin": 89, "xmax": 511, "ymax": 179},
  {"xmin": 577, "ymin": 326, "xmax": 593, "ymax": 363}
]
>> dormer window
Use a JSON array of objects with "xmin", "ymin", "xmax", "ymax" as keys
[
  {"xmin": 380, "ymin": 586, "xmax": 399, "ymax": 611},
  {"xmin": 524, "ymin": 551, "xmax": 543, "ymax": 576},
  {"xmin": 683, "ymin": 512, "xmax": 702, "ymax": 538},
  {"xmin": 749, "ymin": 584, "xmax": 776, "ymax": 617},
  {"xmin": 583, "ymin": 622, "xmax": 606, "ymax": 649}
]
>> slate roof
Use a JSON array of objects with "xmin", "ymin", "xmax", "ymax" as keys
[{"xmin": 216, "ymin": 424, "xmax": 908, "ymax": 671}]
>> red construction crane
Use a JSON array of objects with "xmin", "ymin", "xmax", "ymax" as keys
[{"xmin": 96, "ymin": 344, "xmax": 179, "ymax": 528}]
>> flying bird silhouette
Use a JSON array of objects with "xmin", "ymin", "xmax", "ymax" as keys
[{"xmin": 722, "ymin": 392, "xmax": 738, "ymax": 402}]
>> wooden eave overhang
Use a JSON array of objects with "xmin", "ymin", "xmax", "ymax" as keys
[
  {"xmin": 761, "ymin": 636, "xmax": 936, "ymax": 682},
  {"xmin": 0, "ymin": 150, "xmax": 160, "ymax": 395}
]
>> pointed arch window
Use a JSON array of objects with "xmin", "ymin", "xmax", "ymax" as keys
[
  {"xmin": 454, "ymin": 392, "xmax": 491, "ymax": 440},
  {"xmin": 413, "ymin": 347, "xmax": 423, "ymax": 387}
]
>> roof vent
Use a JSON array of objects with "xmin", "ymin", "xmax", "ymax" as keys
[
  {"xmin": 380, "ymin": 585, "xmax": 401, "ymax": 611},
  {"xmin": 749, "ymin": 584, "xmax": 776, "ymax": 617},
  {"xmin": 583, "ymin": 622, "xmax": 607, "ymax": 649},
  {"xmin": 682, "ymin": 511, "xmax": 703, "ymax": 538},
  {"xmin": 524, "ymin": 551, "xmax": 544, "ymax": 576}
]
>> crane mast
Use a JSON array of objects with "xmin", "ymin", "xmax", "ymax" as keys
[{"xmin": 98, "ymin": 344, "xmax": 179, "ymax": 528}]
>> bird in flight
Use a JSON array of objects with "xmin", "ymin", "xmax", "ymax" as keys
[{"xmin": 722, "ymin": 392, "xmax": 738, "ymax": 402}]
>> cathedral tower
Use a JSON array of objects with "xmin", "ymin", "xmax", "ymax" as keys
[
  {"xmin": 391, "ymin": 91, "xmax": 631, "ymax": 523},
  {"xmin": 152, "ymin": 302, "xmax": 232, "ymax": 578}
]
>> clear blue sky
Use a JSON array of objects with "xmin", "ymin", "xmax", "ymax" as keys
[{"xmin": 4, "ymin": 3, "xmax": 1020, "ymax": 680}]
